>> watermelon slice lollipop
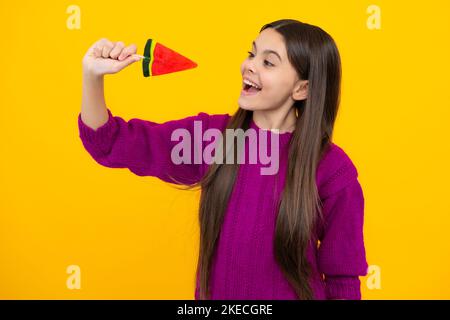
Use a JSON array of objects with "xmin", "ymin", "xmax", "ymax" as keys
[{"xmin": 141, "ymin": 39, "xmax": 197, "ymax": 77}]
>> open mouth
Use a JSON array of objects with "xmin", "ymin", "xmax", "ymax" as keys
[
  {"xmin": 242, "ymin": 83, "xmax": 262, "ymax": 94},
  {"xmin": 242, "ymin": 80, "xmax": 262, "ymax": 94}
]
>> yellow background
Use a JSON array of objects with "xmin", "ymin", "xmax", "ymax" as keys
[{"xmin": 1, "ymin": 0, "xmax": 449, "ymax": 299}]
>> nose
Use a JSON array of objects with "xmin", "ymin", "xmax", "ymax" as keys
[
  {"xmin": 243, "ymin": 60, "xmax": 256, "ymax": 76},
  {"xmin": 241, "ymin": 55, "xmax": 257, "ymax": 76}
]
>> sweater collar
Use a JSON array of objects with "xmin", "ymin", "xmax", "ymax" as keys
[{"xmin": 249, "ymin": 117, "xmax": 293, "ymax": 146}]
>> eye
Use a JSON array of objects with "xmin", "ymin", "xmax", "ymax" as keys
[{"xmin": 247, "ymin": 51, "xmax": 274, "ymax": 67}]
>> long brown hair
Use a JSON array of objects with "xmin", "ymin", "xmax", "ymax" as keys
[{"xmin": 174, "ymin": 19, "xmax": 342, "ymax": 300}]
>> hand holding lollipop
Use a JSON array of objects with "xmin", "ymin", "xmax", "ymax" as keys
[{"xmin": 82, "ymin": 38, "xmax": 197, "ymax": 78}]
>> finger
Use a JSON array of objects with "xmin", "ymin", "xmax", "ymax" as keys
[
  {"xmin": 102, "ymin": 43, "xmax": 114, "ymax": 58},
  {"xmin": 93, "ymin": 46, "xmax": 102, "ymax": 58},
  {"xmin": 109, "ymin": 41, "xmax": 125, "ymax": 59},
  {"xmin": 118, "ymin": 44, "xmax": 137, "ymax": 61},
  {"xmin": 96, "ymin": 38, "xmax": 114, "ymax": 48},
  {"xmin": 92, "ymin": 38, "xmax": 113, "ymax": 55},
  {"xmin": 113, "ymin": 55, "xmax": 141, "ymax": 73},
  {"xmin": 86, "ymin": 38, "xmax": 113, "ymax": 58}
]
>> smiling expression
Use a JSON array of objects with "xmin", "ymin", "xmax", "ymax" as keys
[{"xmin": 238, "ymin": 28, "xmax": 302, "ymax": 112}]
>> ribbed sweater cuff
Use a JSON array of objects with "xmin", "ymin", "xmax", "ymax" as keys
[
  {"xmin": 325, "ymin": 276, "xmax": 362, "ymax": 300},
  {"xmin": 78, "ymin": 109, "xmax": 117, "ymax": 153}
]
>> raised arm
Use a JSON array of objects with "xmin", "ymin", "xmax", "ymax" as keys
[{"xmin": 81, "ymin": 38, "xmax": 141, "ymax": 130}]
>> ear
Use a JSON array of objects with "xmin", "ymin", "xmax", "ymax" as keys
[{"xmin": 292, "ymin": 79, "xmax": 308, "ymax": 101}]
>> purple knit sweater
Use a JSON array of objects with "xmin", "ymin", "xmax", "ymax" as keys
[{"xmin": 78, "ymin": 109, "xmax": 368, "ymax": 300}]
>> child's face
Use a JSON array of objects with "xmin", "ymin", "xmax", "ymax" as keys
[{"xmin": 238, "ymin": 28, "xmax": 307, "ymax": 112}]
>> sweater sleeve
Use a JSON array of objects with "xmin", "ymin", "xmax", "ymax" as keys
[
  {"xmin": 317, "ymin": 177, "xmax": 368, "ymax": 300},
  {"xmin": 78, "ymin": 108, "xmax": 220, "ymax": 185}
]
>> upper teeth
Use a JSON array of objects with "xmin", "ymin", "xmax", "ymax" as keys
[{"xmin": 244, "ymin": 79, "xmax": 261, "ymax": 89}]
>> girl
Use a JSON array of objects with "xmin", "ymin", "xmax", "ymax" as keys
[{"xmin": 79, "ymin": 19, "xmax": 368, "ymax": 300}]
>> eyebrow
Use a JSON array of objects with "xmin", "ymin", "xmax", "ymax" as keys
[{"xmin": 252, "ymin": 41, "xmax": 282, "ymax": 62}]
